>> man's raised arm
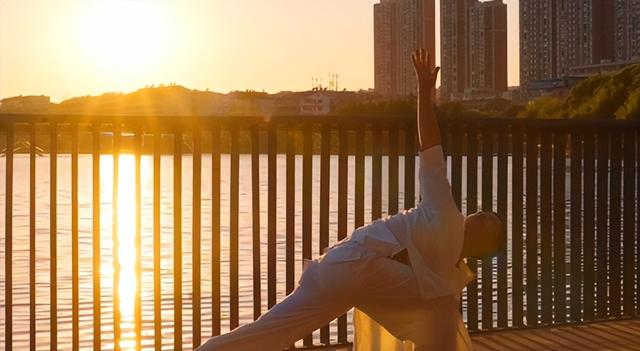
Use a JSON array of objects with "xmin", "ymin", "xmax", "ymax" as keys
[{"xmin": 412, "ymin": 48, "xmax": 441, "ymax": 151}]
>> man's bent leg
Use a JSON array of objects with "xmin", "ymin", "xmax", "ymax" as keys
[{"xmin": 196, "ymin": 282, "xmax": 350, "ymax": 351}]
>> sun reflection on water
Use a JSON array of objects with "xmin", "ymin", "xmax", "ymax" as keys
[{"xmin": 104, "ymin": 154, "xmax": 138, "ymax": 350}]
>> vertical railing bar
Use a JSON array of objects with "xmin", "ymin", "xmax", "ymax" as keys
[
  {"xmin": 511, "ymin": 128, "xmax": 524, "ymax": 327},
  {"xmin": 569, "ymin": 130, "xmax": 583, "ymax": 322},
  {"xmin": 134, "ymin": 127, "xmax": 142, "ymax": 350},
  {"xmin": 229, "ymin": 127, "xmax": 240, "ymax": 330},
  {"xmin": 193, "ymin": 129, "xmax": 202, "ymax": 347},
  {"xmin": 636, "ymin": 129, "xmax": 639, "ymax": 317},
  {"xmin": 481, "ymin": 128, "xmax": 494, "ymax": 329},
  {"xmin": 267, "ymin": 128, "xmax": 277, "ymax": 309},
  {"xmin": 29, "ymin": 122, "xmax": 37, "ymax": 351},
  {"xmin": 72, "ymin": 122, "xmax": 80, "ymax": 351},
  {"xmin": 337, "ymin": 128, "xmax": 348, "ymax": 342},
  {"xmin": 251, "ymin": 128, "xmax": 261, "ymax": 321},
  {"xmin": 5, "ymin": 126, "xmax": 13, "ymax": 351},
  {"xmin": 553, "ymin": 130, "xmax": 567, "ymax": 324},
  {"xmin": 466, "ymin": 127, "xmax": 478, "ymax": 331},
  {"xmin": 497, "ymin": 126, "xmax": 509, "ymax": 328},
  {"xmin": 211, "ymin": 126, "xmax": 222, "ymax": 335},
  {"xmin": 404, "ymin": 126, "xmax": 415, "ymax": 209},
  {"xmin": 388, "ymin": 127, "xmax": 399, "ymax": 215},
  {"xmin": 153, "ymin": 130, "xmax": 162, "ymax": 348},
  {"xmin": 355, "ymin": 129, "xmax": 365, "ymax": 227},
  {"xmin": 525, "ymin": 129, "xmax": 539, "ymax": 326},
  {"xmin": 371, "ymin": 129, "xmax": 382, "ymax": 220},
  {"xmin": 50, "ymin": 122, "xmax": 58, "ymax": 349},
  {"xmin": 622, "ymin": 129, "xmax": 636, "ymax": 316},
  {"xmin": 583, "ymin": 130, "xmax": 596, "ymax": 321},
  {"xmin": 302, "ymin": 126, "xmax": 313, "ymax": 347},
  {"xmin": 112, "ymin": 123, "xmax": 121, "ymax": 351},
  {"xmin": 92, "ymin": 123, "xmax": 101, "ymax": 350},
  {"xmin": 319, "ymin": 126, "xmax": 331, "ymax": 344},
  {"xmin": 174, "ymin": 129, "xmax": 183, "ymax": 350},
  {"xmin": 540, "ymin": 130, "xmax": 552, "ymax": 325},
  {"xmin": 451, "ymin": 126, "xmax": 463, "ymax": 210},
  {"xmin": 596, "ymin": 130, "xmax": 609, "ymax": 319},
  {"xmin": 286, "ymin": 129, "xmax": 295, "ymax": 295},
  {"xmin": 609, "ymin": 129, "xmax": 622, "ymax": 318}
]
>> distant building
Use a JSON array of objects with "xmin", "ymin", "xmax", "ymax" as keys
[
  {"xmin": 374, "ymin": 0, "xmax": 436, "ymax": 97},
  {"xmin": 441, "ymin": 0, "xmax": 508, "ymax": 102},
  {"xmin": 0, "ymin": 95, "xmax": 51, "ymax": 112},
  {"xmin": 469, "ymin": 0, "xmax": 508, "ymax": 94},
  {"xmin": 274, "ymin": 91, "xmax": 332, "ymax": 116},
  {"xmin": 520, "ymin": 0, "xmax": 640, "ymax": 97},
  {"xmin": 527, "ymin": 77, "xmax": 585, "ymax": 100}
]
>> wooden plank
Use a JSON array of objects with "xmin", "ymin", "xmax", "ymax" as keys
[
  {"xmin": 302, "ymin": 126, "xmax": 313, "ymax": 347},
  {"xmin": 404, "ymin": 127, "xmax": 415, "ymax": 209},
  {"xmin": 229, "ymin": 128, "xmax": 240, "ymax": 330},
  {"xmin": 496, "ymin": 126, "xmax": 508, "ymax": 328},
  {"xmin": 511, "ymin": 128, "xmax": 524, "ymax": 327},
  {"xmin": 622, "ymin": 130, "xmax": 636, "ymax": 316},
  {"xmin": 481, "ymin": 129, "xmax": 494, "ymax": 329},
  {"xmin": 539, "ymin": 130, "xmax": 552, "ymax": 325},
  {"xmin": 92, "ymin": 124, "xmax": 102, "ymax": 350},
  {"xmin": 267, "ymin": 129, "xmax": 277, "ymax": 308},
  {"xmin": 582, "ymin": 131, "xmax": 596, "ymax": 321},
  {"xmin": 174, "ymin": 130, "xmax": 183, "ymax": 350},
  {"xmin": 553, "ymin": 131, "xmax": 567, "ymax": 324},
  {"xmin": 211, "ymin": 127, "xmax": 222, "ymax": 335},
  {"xmin": 134, "ymin": 128, "xmax": 142, "ymax": 351},
  {"xmin": 525, "ymin": 129, "xmax": 539, "ymax": 326},
  {"xmin": 286, "ymin": 130, "xmax": 295, "ymax": 295},
  {"xmin": 153, "ymin": 130, "xmax": 162, "ymax": 347},
  {"xmin": 466, "ymin": 128, "xmax": 478, "ymax": 331},
  {"xmin": 451, "ymin": 126, "xmax": 463, "ymax": 210},
  {"xmin": 355, "ymin": 129, "xmax": 365, "ymax": 226},
  {"xmin": 569, "ymin": 131, "xmax": 583, "ymax": 322},
  {"xmin": 192, "ymin": 129, "xmax": 202, "ymax": 346},
  {"xmin": 29, "ymin": 123, "xmax": 37, "ymax": 351},
  {"xmin": 596, "ymin": 130, "xmax": 609, "ymax": 319},
  {"xmin": 5, "ymin": 127, "xmax": 13, "ymax": 351},
  {"xmin": 49, "ymin": 124, "xmax": 58, "ymax": 350},
  {"xmin": 388, "ymin": 127, "xmax": 399, "ymax": 215},
  {"xmin": 71, "ymin": 123, "xmax": 79, "ymax": 351},
  {"xmin": 112, "ymin": 124, "xmax": 120, "ymax": 350},
  {"xmin": 371, "ymin": 129, "xmax": 383, "ymax": 220},
  {"xmin": 608, "ymin": 129, "xmax": 622, "ymax": 318},
  {"xmin": 251, "ymin": 129, "xmax": 261, "ymax": 321},
  {"xmin": 337, "ymin": 129, "xmax": 348, "ymax": 342},
  {"xmin": 319, "ymin": 127, "xmax": 331, "ymax": 344}
]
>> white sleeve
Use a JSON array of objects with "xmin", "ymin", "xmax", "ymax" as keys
[{"xmin": 418, "ymin": 145, "xmax": 457, "ymax": 213}]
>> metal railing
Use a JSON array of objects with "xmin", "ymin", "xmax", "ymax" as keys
[{"xmin": 0, "ymin": 114, "xmax": 638, "ymax": 350}]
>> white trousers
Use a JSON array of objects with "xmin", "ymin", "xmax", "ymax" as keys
[{"xmin": 196, "ymin": 240, "xmax": 467, "ymax": 351}]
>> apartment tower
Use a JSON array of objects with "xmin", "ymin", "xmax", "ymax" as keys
[{"xmin": 374, "ymin": 0, "xmax": 436, "ymax": 96}]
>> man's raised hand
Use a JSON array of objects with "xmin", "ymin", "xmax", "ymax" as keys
[{"xmin": 412, "ymin": 48, "xmax": 440, "ymax": 91}]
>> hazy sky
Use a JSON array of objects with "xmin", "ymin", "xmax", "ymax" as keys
[{"xmin": 0, "ymin": 0, "xmax": 520, "ymax": 102}]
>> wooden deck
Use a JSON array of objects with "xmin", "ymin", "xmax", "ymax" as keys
[{"xmin": 472, "ymin": 319, "xmax": 640, "ymax": 351}]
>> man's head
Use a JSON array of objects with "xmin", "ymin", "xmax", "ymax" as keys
[{"xmin": 461, "ymin": 211, "xmax": 505, "ymax": 260}]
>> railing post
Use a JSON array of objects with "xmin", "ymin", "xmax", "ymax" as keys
[{"xmin": 5, "ymin": 126, "xmax": 14, "ymax": 351}]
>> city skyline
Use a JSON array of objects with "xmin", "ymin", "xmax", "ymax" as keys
[{"xmin": 0, "ymin": 0, "xmax": 521, "ymax": 102}]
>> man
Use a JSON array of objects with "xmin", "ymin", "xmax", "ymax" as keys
[{"xmin": 197, "ymin": 49, "xmax": 505, "ymax": 351}]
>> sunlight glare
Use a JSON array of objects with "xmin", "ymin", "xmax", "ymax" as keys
[{"xmin": 79, "ymin": 1, "xmax": 169, "ymax": 73}]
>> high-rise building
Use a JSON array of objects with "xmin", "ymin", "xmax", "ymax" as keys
[
  {"xmin": 440, "ymin": 0, "xmax": 508, "ymax": 101},
  {"xmin": 520, "ymin": 0, "xmax": 640, "ymax": 95},
  {"xmin": 469, "ymin": 0, "xmax": 508, "ymax": 93},
  {"xmin": 374, "ymin": 0, "xmax": 435, "ymax": 96}
]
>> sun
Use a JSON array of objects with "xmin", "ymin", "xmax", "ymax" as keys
[{"xmin": 79, "ymin": 1, "xmax": 169, "ymax": 73}]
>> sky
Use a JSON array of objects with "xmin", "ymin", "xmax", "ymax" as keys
[{"xmin": 0, "ymin": 0, "xmax": 520, "ymax": 102}]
